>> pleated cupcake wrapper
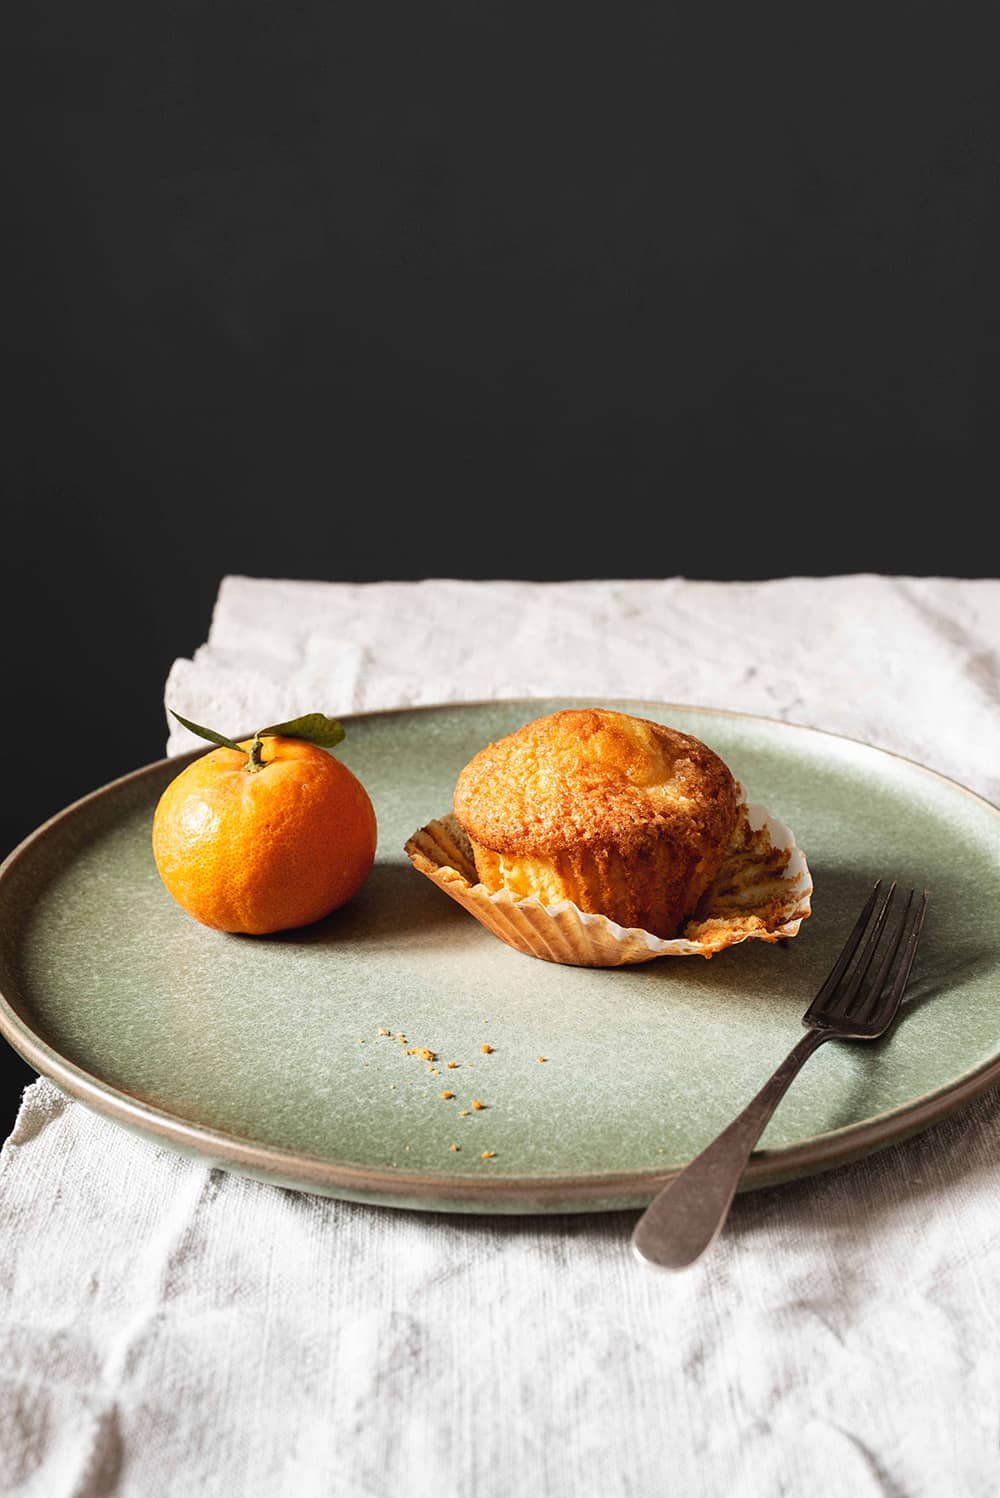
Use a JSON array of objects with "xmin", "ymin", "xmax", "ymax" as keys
[{"xmin": 404, "ymin": 796, "xmax": 812, "ymax": 967}]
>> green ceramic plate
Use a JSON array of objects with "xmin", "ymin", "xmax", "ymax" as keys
[{"xmin": 1, "ymin": 700, "xmax": 998, "ymax": 1214}]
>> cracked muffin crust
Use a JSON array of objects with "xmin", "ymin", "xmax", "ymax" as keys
[{"xmin": 452, "ymin": 709, "xmax": 739, "ymax": 938}]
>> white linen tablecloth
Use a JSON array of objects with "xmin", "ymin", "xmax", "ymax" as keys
[{"xmin": 3, "ymin": 574, "xmax": 999, "ymax": 1498}]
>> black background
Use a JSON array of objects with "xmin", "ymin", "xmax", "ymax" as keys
[{"xmin": 3, "ymin": 0, "xmax": 997, "ymax": 1128}]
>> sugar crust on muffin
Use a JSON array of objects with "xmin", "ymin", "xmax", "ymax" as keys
[{"xmin": 452, "ymin": 709, "xmax": 739, "ymax": 939}]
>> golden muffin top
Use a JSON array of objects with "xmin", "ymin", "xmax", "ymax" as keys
[{"xmin": 453, "ymin": 708, "xmax": 738, "ymax": 858}]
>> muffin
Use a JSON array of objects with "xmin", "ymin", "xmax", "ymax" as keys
[{"xmin": 451, "ymin": 709, "xmax": 739, "ymax": 939}]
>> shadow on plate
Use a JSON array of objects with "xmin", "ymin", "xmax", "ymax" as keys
[
  {"xmin": 624, "ymin": 860, "xmax": 993, "ymax": 1013},
  {"xmin": 262, "ymin": 860, "xmax": 470, "ymax": 949}
]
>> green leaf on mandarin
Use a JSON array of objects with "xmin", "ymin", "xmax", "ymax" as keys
[
  {"xmin": 258, "ymin": 713, "xmax": 346, "ymax": 749},
  {"xmin": 170, "ymin": 710, "xmax": 245, "ymax": 753}
]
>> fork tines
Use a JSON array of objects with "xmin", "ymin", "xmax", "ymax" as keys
[{"xmin": 805, "ymin": 881, "xmax": 928, "ymax": 1036}]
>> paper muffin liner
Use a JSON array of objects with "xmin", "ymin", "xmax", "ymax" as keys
[{"xmin": 403, "ymin": 792, "xmax": 812, "ymax": 967}]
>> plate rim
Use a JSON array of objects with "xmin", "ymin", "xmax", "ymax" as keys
[{"xmin": 2, "ymin": 696, "xmax": 999, "ymax": 1211}]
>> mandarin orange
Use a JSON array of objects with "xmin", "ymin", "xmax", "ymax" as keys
[{"xmin": 152, "ymin": 736, "xmax": 377, "ymax": 934}]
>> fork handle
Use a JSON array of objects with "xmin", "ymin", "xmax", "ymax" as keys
[{"xmin": 632, "ymin": 1028, "xmax": 829, "ymax": 1270}]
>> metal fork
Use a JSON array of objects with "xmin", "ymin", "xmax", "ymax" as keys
[{"xmin": 632, "ymin": 881, "xmax": 928, "ymax": 1270}]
